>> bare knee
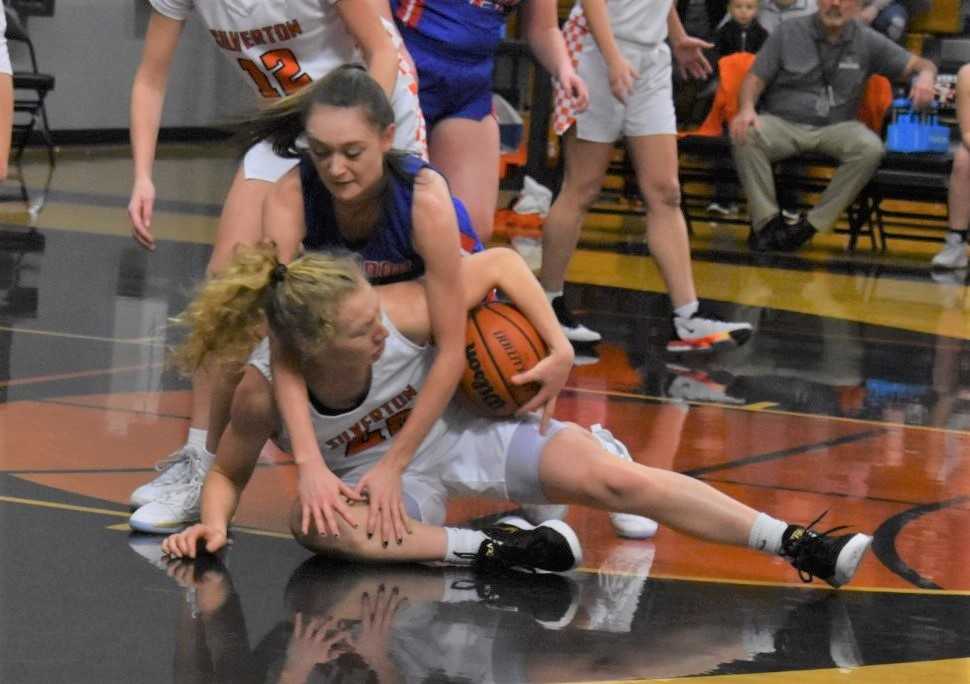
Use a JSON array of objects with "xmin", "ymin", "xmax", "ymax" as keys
[
  {"xmin": 953, "ymin": 146, "xmax": 970, "ymax": 181},
  {"xmin": 229, "ymin": 371, "xmax": 277, "ymax": 437},
  {"xmin": 288, "ymin": 498, "xmax": 372, "ymax": 558},
  {"xmin": 642, "ymin": 177, "xmax": 682, "ymax": 210},
  {"xmin": 558, "ymin": 173, "xmax": 606, "ymax": 213}
]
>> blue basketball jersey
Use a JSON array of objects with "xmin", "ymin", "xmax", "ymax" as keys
[
  {"xmin": 300, "ymin": 154, "xmax": 483, "ymax": 284},
  {"xmin": 391, "ymin": 0, "xmax": 524, "ymax": 57}
]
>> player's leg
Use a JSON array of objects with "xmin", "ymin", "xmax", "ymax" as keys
[
  {"xmin": 537, "ymin": 424, "xmax": 872, "ymax": 588},
  {"xmin": 538, "ymin": 129, "xmax": 614, "ymax": 343},
  {"xmin": 428, "ymin": 114, "xmax": 500, "ymax": 243},
  {"xmin": 131, "ymin": 147, "xmax": 292, "ymax": 507}
]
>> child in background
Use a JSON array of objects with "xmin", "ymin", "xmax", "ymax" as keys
[
  {"xmin": 708, "ymin": 0, "xmax": 768, "ymax": 216},
  {"xmin": 714, "ymin": 0, "xmax": 768, "ymax": 56}
]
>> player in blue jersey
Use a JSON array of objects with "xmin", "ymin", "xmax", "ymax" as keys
[
  {"xmin": 387, "ymin": 0, "xmax": 589, "ymax": 242},
  {"xmin": 129, "ymin": 67, "xmax": 576, "ymax": 537}
]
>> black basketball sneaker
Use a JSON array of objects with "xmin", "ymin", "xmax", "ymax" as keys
[
  {"xmin": 471, "ymin": 516, "xmax": 582, "ymax": 574},
  {"xmin": 781, "ymin": 512, "xmax": 872, "ymax": 588}
]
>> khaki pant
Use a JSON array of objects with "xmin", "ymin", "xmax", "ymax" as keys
[{"xmin": 732, "ymin": 115, "xmax": 884, "ymax": 233}]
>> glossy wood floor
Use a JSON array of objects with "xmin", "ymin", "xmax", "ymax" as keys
[{"xmin": 0, "ymin": 145, "xmax": 968, "ymax": 683}]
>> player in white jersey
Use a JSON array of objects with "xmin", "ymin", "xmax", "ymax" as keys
[
  {"xmin": 126, "ymin": 1, "xmax": 424, "ymax": 511},
  {"xmin": 160, "ymin": 244, "xmax": 873, "ymax": 589}
]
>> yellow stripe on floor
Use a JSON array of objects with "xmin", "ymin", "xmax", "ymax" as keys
[
  {"xmin": 573, "ymin": 657, "xmax": 970, "ymax": 683},
  {"xmin": 567, "ymin": 249, "xmax": 969, "ymax": 339}
]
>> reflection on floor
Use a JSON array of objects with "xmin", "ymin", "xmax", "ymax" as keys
[{"xmin": 0, "ymin": 144, "xmax": 968, "ymax": 683}]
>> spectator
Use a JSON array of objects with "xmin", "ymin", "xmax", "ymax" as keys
[
  {"xmin": 709, "ymin": 0, "xmax": 769, "ymax": 215},
  {"xmin": 730, "ymin": 0, "xmax": 937, "ymax": 252},
  {"xmin": 758, "ymin": 0, "xmax": 819, "ymax": 33},
  {"xmin": 716, "ymin": 0, "xmax": 770, "ymax": 53},
  {"xmin": 859, "ymin": 0, "xmax": 930, "ymax": 43},
  {"xmin": 932, "ymin": 62, "xmax": 970, "ymax": 270},
  {"xmin": 754, "ymin": 0, "xmax": 820, "ymax": 217}
]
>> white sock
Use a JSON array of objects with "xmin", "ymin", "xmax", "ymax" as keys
[
  {"xmin": 199, "ymin": 447, "xmax": 216, "ymax": 473},
  {"xmin": 747, "ymin": 513, "xmax": 788, "ymax": 555},
  {"xmin": 444, "ymin": 527, "xmax": 488, "ymax": 565},
  {"xmin": 946, "ymin": 230, "xmax": 968, "ymax": 243},
  {"xmin": 673, "ymin": 301, "xmax": 699, "ymax": 319},
  {"xmin": 186, "ymin": 428, "xmax": 207, "ymax": 450},
  {"xmin": 544, "ymin": 289, "xmax": 563, "ymax": 304}
]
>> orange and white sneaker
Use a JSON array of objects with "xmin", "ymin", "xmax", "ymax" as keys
[{"xmin": 667, "ymin": 308, "xmax": 753, "ymax": 354}]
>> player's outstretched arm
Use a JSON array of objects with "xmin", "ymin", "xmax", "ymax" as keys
[{"xmin": 460, "ymin": 248, "xmax": 574, "ymax": 430}]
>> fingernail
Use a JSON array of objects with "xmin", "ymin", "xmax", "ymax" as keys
[
  {"xmin": 382, "ymin": 541, "xmax": 388, "ymax": 548},
  {"xmin": 397, "ymin": 539, "xmax": 402, "ymax": 545},
  {"xmin": 367, "ymin": 533, "xmax": 373, "ymax": 539}
]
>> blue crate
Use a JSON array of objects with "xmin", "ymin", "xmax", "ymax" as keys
[{"xmin": 886, "ymin": 98, "xmax": 951, "ymax": 153}]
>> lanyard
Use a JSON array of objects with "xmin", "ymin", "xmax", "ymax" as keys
[{"xmin": 813, "ymin": 31, "xmax": 850, "ymax": 115}]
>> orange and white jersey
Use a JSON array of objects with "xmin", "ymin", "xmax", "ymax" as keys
[
  {"xmin": 151, "ymin": 0, "xmax": 361, "ymax": 98},
  {"xmin": 150, "ymin": 0, "xmax": 427, "ymax": 155}
]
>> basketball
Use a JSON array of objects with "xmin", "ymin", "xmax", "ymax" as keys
[{"xmin": 460, "ymin": 302, "xmax": 549, "ymax": 417}]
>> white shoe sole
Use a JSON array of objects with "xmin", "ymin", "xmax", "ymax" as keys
[
  {"xmin": 129, "ymin": 503, "xmax": 198, "ymax": 534},
  {"xmin": 537, "ymin": 519, "xmax": 583, "ymax": 571},
  {"xmin": 609, "ymin": 513, "xmax": 659, "ymax": 539},
  {"xmin": 561, "ymin": 325, "xmax": 602, "ymax": 343},
  {"xmin": 831, "ymin": 534, "xmax": 873, "ymax": 588}
]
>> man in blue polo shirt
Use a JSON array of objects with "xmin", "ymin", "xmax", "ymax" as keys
[{"xmin": 730, "ymin": 0, "xmax": 936, "ymax": 251}]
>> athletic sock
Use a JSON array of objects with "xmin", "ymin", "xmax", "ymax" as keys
[
  {"xmin": 444, "ymin": 527, "xmax": 488, "ymax": 564},
  {"xmin": 748, "ymin": 512, "xmax": 788, "ymax": 555},
  {"xmin": 673, "ymin": 300, "xmax": 699, "ymax": 320},
  {"xmin": 186, "ymin": 428, "xmax": 207, "ymax": 450}
]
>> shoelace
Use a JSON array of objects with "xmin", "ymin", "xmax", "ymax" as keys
[
  {"xmin": 455, "ymin": 541, "xmax": 540, "ymax": 574},
  {"xmin": 155, "ymin": 452, "xmax": 206, "ymax": 506},
  {"xmin": 153, "ymin": 448, "xmax": 191, "ymax": 473},
  {"xmin": 784, "ymin": 510, "xmax": 851, "ymax": 583}
]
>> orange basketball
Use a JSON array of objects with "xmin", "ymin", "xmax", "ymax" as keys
[{"xmin": 460, "ymin": 302, "xmax": 549, "ymax": 417}]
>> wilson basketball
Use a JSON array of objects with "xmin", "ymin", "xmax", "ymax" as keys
[{"xmin": 460, "ymin": 302, "xmax": 549, "ymax": 417}]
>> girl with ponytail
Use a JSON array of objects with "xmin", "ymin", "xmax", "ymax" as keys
[
  {"xmin": 127, "ymin": 0, "xmax": 425, "ymax": 522},
  {"xmin": 236, "ymin": 66, "xmax": 570, "ymax": 543},
  {"xmin": 162, "ymin": 244, "xmax": 873, "ymax": 595}
]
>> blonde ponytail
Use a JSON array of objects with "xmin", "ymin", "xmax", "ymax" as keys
[{"xmin": 171, "ymin": 243, "xmax": 364, "ymax": 372}]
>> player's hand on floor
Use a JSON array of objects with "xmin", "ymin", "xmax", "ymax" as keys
[{"xmin": 161, "ymin": 523, "xmax": 228, "ymax": 559}]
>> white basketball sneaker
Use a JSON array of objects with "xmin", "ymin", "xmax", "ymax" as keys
[
  {"xmin": 520, "ymin": 503, "xmax": 569, "ymax": 525},
  {"xmin": 931, "ymin": 232, "xmax": 969, "ymax": 269},
  {"xmin": 130, "ymin": 444, "xmax": 205, "ymax": 509},
  {"xmin": 551, "ymin": 296, "xmax": 602, "ymax": 343},
  {"xmin": 668, "ymin": 308, "xmax": 753, "ymax": 354},
  {"xmin": 590, "ymin": 425, "xmax": 659, "ymax": 539},
  {"xmin": 129, "ymin": 448, "xmax": 214, "ymax": 534}
]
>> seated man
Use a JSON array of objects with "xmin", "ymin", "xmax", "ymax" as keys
[
  {"xmin": 730, "ymin": 0, "xmax": 936, "ymax": 252},
  {"xmin": 933, "ymin": 62, "xmax": 970, "ymax": 270}
]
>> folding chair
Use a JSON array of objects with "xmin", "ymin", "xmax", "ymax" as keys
[{"xmin": 5, "ymin": 6, "xmax": 55, "ymax": 167}]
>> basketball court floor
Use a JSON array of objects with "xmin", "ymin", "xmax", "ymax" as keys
[{"xmin": 0, "ymin": 144, "xmax": 968, "ymax": 682}]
